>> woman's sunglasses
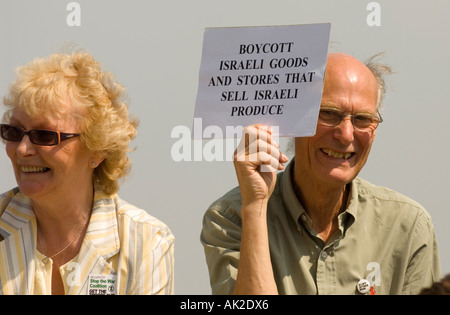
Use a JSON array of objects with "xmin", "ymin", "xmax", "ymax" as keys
[{"xmin": 0, "ymin": 124, "xmax": 80, "ymax": 146}]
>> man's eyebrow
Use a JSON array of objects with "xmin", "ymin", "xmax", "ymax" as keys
[
  {"xmin": 320, "ymin": 103, "xmax": 339, "ymax": 109},
  {"xmin": 320, "ymin": 104, "xmax": 377, "ymax": 114}
]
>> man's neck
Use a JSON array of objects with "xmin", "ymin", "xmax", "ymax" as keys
[{"xmin": 292, "ymin": 168, "xmax": 350, "ymax": 242}]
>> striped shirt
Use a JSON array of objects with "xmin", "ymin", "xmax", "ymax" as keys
[{"xmin": 0, "ymin": 187, "xmax": 174, "ymax": 295}]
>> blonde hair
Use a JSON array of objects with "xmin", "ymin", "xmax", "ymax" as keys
[{"xmin": 2, "ymin": 51, "xmax": 138, "ymax": 195}]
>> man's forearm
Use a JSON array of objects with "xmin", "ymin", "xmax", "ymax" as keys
[{"xmin": 233, "ymin": 200, "xmax": 278, "ymax": 295}]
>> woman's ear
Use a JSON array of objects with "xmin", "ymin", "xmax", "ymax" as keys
[{"xmin": 89, "ymin": 151, "xmax": 107, "ymax": 168}]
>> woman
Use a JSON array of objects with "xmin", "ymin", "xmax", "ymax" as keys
[{"xmin": 0, "ymin": 51, "xmax": 174, "ymax": 295}]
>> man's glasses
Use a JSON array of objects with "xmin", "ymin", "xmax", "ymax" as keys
[
  {"xmin": 0, "ymin": 124, "xmax": 80, "ymax": 146},
  {"xmin": 318, "ymin": 107, "xmax": 383, "ymax": 132}
]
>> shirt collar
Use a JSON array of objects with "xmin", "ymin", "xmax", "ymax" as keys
[
  {"xmin": 280, "ymin": 159, "xmax": 308, "ymax": 224},
  {"xmin": 280, "ymin": 158, "xmax": 357, "ymax": 231},
  {"xmin": 0, "ymin": 187, "xmax": 120, "ymax": 264},
  {"xmin": 0, "ymin": 189, "xmax": 37, "ymax": 294},
  {"xmin": 82, "ymin": 189, "xmax": 120, "ymax": 260},
  {"xmin": 0, "ymin": 188, "xmax": 121, "ymax": 294}
]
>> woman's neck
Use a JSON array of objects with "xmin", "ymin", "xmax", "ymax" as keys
[{"xmin": 33, "ymin": 183, "xmax": 94, "ymax": 261}]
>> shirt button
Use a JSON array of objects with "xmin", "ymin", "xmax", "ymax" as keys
[{"xmin": 320, "ymin": 251, "xmax": 328, "ymax": 260}]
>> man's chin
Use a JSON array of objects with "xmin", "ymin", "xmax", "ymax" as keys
[{"xmin": 321, "ymin": 168, "xmax": 360, "ymax": 187}]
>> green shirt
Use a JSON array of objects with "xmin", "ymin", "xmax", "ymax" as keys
[{"xmin": 201, "ymin": 160, "xmax": 441, "ymax": 295}]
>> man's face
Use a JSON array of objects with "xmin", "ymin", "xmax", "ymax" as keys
[{"xmin": 294, "ymin": 53, "xmax": 379, "ymax": 187}]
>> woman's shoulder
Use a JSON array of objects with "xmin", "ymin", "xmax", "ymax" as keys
[
  {"xmin": 0, "ymin": 187, "xmax": 21, "ymax": 215},
  {"xmin": 114, "ymin": 195, "xmax": 174, "ymax": 241}
]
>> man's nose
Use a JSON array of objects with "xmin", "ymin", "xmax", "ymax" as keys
[{"xmin": 334, "ymin": 117, "xmax": 355, "ymax": 144}]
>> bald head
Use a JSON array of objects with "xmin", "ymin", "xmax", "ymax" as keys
[
  {"xmin": 326, "ymin": 53, "xmax": 376, "ymax": 82},
  {"xmin": 323, "ymin": 53, "xmax": 379, "ymax": 109}
]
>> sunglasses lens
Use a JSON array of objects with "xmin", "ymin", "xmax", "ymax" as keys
[
  {"xmin": 29, "ymin": 130, "xmax": 58, "ymax": 145},
  {"xmin": 1, "ymin": 125, "xmax": 24, "ymax": 141}
]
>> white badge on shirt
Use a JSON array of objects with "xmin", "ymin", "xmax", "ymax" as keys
[{"xmin": 87, "ymin": 274, "xmax": 117, "ymax": 295}]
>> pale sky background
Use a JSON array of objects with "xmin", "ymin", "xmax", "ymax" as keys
[{"xmin": 0, "ymin": 0, "xmax": 449, "ymax": 294}]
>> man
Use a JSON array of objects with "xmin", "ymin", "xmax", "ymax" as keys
[{"xmin": 201, "ymin": 53, "xmax": 441, "ymax": 295}]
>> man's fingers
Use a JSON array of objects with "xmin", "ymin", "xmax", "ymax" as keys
[
  {"xmin": 236, "ymin": 139, "xmax": 284, "ymax": 163},
  {"xmin": 235, "ymin": 125, "xmax": 284, "ymax": 162}
]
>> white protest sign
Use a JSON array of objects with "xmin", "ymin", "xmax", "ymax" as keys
[{"xmin": 193, "ymin": 23, "xmax": 330, "ymax": 139}]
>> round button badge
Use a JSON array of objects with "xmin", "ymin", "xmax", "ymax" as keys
[{"xmin": 356, "ymin": 279, "xmax": 371, "ymax": 294}]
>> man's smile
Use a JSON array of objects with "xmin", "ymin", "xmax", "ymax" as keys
[{"xmin": 320, "ymin": 148, "xmax": 355, "ymax": 160}]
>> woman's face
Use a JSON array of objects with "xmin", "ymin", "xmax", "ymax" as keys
[{"xmin": 5, "ymin": 108, "xmax": 95, "ymax": 202}]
